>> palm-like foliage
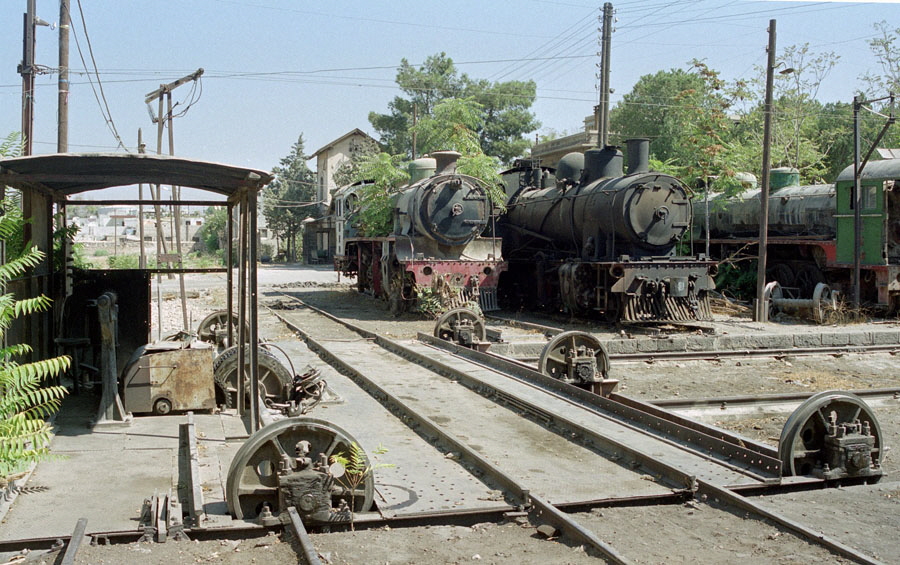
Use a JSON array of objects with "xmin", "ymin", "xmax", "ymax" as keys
[{"xmin": 0, "ymin": 199, "xmax": 69, "ymax": 479}]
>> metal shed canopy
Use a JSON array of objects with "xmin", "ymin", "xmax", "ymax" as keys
[{"xmin": 0, "ymin": 153, "xmax": 273, "ymax": 199}]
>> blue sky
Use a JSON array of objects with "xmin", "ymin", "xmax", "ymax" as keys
[{"xmin": 1, "ymin": 0, "xmax": 898, "ymax": 180}]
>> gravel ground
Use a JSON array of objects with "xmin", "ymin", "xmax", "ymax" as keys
[{"xmin": 46, "ymin": 266, "xmax": 900, "ymax": 564}]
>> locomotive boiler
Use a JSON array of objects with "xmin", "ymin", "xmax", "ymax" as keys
[
  {"xmin": 335, "ymin": 151, "xmax": 506, "ymax": 314},
  {"xmin": 699, "ymin": 168, "xmax": 836, "ymax": 240},
  {"xmin": 695, "ymin": 161, "xmax": 900, "ymax": 311},
  {"xmin": 501, "ymin": 141, "xmax": 716, "ymax": 322}
]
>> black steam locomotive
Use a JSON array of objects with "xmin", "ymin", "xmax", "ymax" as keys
[
  {"xmin": 499, "ymin": 140, "xmax": 716, "ymax": 322},
  {"xmin": 334, "ymin": 151, "xmax": 506, "ymax": 314}
]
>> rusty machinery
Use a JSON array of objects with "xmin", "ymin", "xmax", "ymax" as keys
[
  {"xmin": 433, "ymin": 307, "xmax": 614, "ymax": 395},
  {"xmin": 120, "ymin": 339, "xmax": 216, "ymax": 415},
  {"xmin": 226, "ymin": 417, "xmax": 374, "ymax": 526}
]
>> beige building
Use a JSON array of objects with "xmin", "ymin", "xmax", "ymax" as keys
[
  {"xmin": 310, "ymin": 128, "xmax": 377, "ymax": 215},
  {"xmin": 530, "ymin": 115, "xmax": 598, "ymax": 168}
]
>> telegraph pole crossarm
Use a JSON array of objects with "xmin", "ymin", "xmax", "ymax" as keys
[
  {"xmin": 852, "ymin": 92, "xmax": 895, "ymax": 309},
  {"xmin": 144, "ymin": 68, "xmax": 204, "ymax": 105}
]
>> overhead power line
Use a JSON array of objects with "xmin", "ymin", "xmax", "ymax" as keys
[{"xmin": 71, "ymin": 0, "xmax": 129, "ymax": 151}]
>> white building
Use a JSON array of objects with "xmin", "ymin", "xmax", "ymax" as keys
[{"xmin": 310, "ymin": 128, "xmax": 377, "ymax": 215}]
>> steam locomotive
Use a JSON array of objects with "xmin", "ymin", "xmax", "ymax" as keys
[
  {"xmin": 499, "ymin": 140, "xmax": 717, "ymax": 322},
  {"xmin": 695, "ymin": 160, "xmax": 900, "ymax": 311},
  {"xmin": 334, "ymin": 151, "xmax": 506, "ymax": 314}
]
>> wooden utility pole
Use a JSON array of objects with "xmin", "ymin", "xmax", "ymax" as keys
[
  {"xmin": 20, "ymin": 0, "xmax": 37, "ymax": 155},
  {"xmin": 754, "ymin": 20, "xmax": 777, "ymax": 323},
  {"xmin": 58, "ymin": 0, "xmax": 70, "ymax": 152},
  {"xmin": 595, "ymin": 2, "xmax": 614, "ymax": 148},
  {"xmin": 144, "ymin": 69, "xmax": 204, "ymax": 330}
]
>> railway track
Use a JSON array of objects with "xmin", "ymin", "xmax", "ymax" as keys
[
  {"xmin": 5, "ymin": 291, "xmax": 890, "ymax": 564},
  {"xmin": 260, "ymin": 291, "xmax": 885, "ymax": 564}
]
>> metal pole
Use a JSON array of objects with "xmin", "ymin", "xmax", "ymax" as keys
[
  {"xmin": 755, "ymin": 19, "xmax": 777, "ymax": 323},
  {"xmin": 411, "ymin": 102, "xmax": 418, "ymax": 160},
  {"xmin": 57, "ymin": 0, "xmax": 70, "ymax": 153},
  {"xmin": 167, "ymin": 92, "xmax": 189, "ymax": 330},
  {"xmin": 20, "ymin": 0, "xmax": 36, "ymax": 156},
  {"xmin": 249, "ymin": 192, "xmax": 259, "ymax": 431},
  {"xmin": 597, "ymin": 2, "xmax": 614, "ymax": 148},
  {"xmin": 852, "ymin": 97, "xmax": 862, "ymax": 309},
  {"xmin": 236, "ymin": 196, "xmax": 248, "ymax": 418},
  {"xmin": 226, "ymin": 204, "xmax": 234, "ymax": 348},
  {"xmin": 138, "ymin": 130, "xmax": 146, "ymax": 269}
]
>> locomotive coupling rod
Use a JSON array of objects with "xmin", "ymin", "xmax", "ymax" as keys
[{"xmin": 287, "ymin": 507, "xmax": 323, "ymax": 565}]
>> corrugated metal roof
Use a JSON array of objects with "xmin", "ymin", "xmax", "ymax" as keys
[
  {"xmin": 0, "ymin": 153, "xmax": 272, "ymax": 198},
  {"xmin": 836, "ymin": 158, "xmax": 900, "ymax": 183}
]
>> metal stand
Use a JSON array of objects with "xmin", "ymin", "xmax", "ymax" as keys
[{"xmin": 93, "ymin": 292, "xmax": 132, "ymax": 427}]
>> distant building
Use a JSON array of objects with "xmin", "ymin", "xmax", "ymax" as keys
[
  {"xmin": 530, "ymin": 115, "xmax": 598, "ymax": 168},
  {"xmin": 310, "ymin": 128, "xmax": 377, "ymax": 215}
]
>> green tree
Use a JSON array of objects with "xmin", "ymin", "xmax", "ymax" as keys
[
  {"xmin": 729, "ymin": 44, "xmax": 837, "ymax": 183},
  {"xmin": 352, "ymin": 152, "xmax": 409, "ymax": 237},
  {"xmin": 262, "ymin": 135, "xmax": 317, "ymax": 262},
  {"xmin": 0, "ymin": 200, "xmax": 69, "ymax": 482},
  {"xmin": 197, "ymin": 207, "xmax": 227, "ymax": 253},
  {"xmin": 368, "ymin": 53, "xmax": 539, "ymax": 164},
  {"xmin": 861, "ymin": 21, "xmax": 900, "ymax": 97},
  {"xmin": 411, "ymin": 97, "xmax": 505, "ymax": 206},
  {"xmin": 609, "ymin": 68, "xmax": 708, "ymax": 161}
]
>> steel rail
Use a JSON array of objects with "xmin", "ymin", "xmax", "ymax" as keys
[
  {"xmin": 267, "ymin": 294, "xmax": 886, "ymax": 564},
  {"xmin": 269, "ymin": 305, "xmax": 631, "ymax": 564},
  {"xmin": 650, "ymin": 387, "xmax": 900, "ymax": 412},
  {"xmin": 610, "ymin": 343, "xmax": 900, "ymax": 363},
  {"xmin": 287, "ymin": 507, "xmax": 323, "ymax": 565},
  {"xmin": 415, "ymin": 332, "xmax": 781, "ymax": 479},
  {"xmin": 59, "ymin": 518, "xmax": 88, "ymax": 565},
  {"xmin": 271, "ymin": 296, "xmax": 700, "ymax": 490},
  {"xmin": 697, "ymin": 480, "xmax": 884, "ymax": 565},
  {"xmin": 483, "ymin": 313, "xmax": 900, "ymax": 362},
  {"xmin": 180, "ymin": 413, "xmax": 205, "ymax": 526}
]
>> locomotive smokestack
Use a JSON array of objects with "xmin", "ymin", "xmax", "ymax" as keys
[
  {"xmin": 431, "ymin": 150, "xmax": 461, "ymax": 175},
  {"xmin": 625, "ymin": 138, "xmax": 650, "ymax": 174},
  {"xmin": 582, "ymin": 146, "xmax": 623, "ymax": 183}
]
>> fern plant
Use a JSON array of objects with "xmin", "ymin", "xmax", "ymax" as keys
[
  {"xmin": 330, "ymin": 442, "xmax": 392, "ymax": 530},
  {"xmin": 0, "ymin": 198, "xmax": 69, "ymax": 482}
]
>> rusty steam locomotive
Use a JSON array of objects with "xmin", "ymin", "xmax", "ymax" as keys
[
  {"xmin": 334, "ymin": 151, "xmax": 506, "ymax": 314},
  {"xmin": 499, "ymin": 140, "xmax": 717, "ymax": 322}
]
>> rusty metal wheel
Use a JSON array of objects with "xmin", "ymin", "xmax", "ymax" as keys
[
  {"xmin": 538, "ymin": 331, "xmax": 609, "ymax": 385},
  {"xmin": 226, "ymin": 417, "xmax": 375, "ymax": 520},
  {"xmin": 213, "ymin": 345, "xmax": 292, "ymax": 409},
  {"xmin": 197, "ymin": 310, "xmax": 247, "ymax": 355},
  {"xmin": 433, "ymin": 307, "xmax": 486, "ymax": 345},
  {"xmin": 778, "ymin": 391, "xmax": 883, "ymax": 479}
]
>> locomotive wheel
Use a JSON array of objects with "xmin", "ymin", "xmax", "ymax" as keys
[
  {"xmin": 766, "ymin": 262, "xmax": 795, "ymax": 288},
  {"xmin": 811, "ymin": 282, "xmax": 835, "ymax": 324},
  {"xmin": 538, "ymin": 331, "xmax": 610, "ymax": 383},
  {"xmin": 197, "ymin": 310, "xmax": 247, "ymax": 355},
  {"xmin": 794, "ymin": 264, "xmax": 826, "ymax": 297},
  {"xmin": 433, "ymin": 307, "xmax": 486, "ymax": 344},
  {"xmin": 604, "ymin": 294, "xmax": 623, "ymax": 323},
  {"xmin": 214, "ymin": 345, "xmax": 292, "ymax": 409},
  {"xmin": 778, "ymin": 391, "xmax": 883, "ymax": 477},
  {"xmin": 388, "ymin": 266, "xmax": 414, "ymax": 317},
  {"xmin": 763, "ymin": 281, "xmax": 783, "ymax": 320},
  {"xmin": 226, "ymin": 417, "xmax": 375, "ymax": 520}
]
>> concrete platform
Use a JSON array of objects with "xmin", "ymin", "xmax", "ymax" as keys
[
  {"xmin": 488, "ymin": 319, "xmax": 900, "ymax": 358},
  {"xmin": 0, "ymin": 394, "xmax": 249, "ymax": 544}
]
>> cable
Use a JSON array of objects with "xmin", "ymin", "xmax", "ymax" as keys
[{"xmin": 72, "ymin": 0, "xmax": 130, "ymax": 152}]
